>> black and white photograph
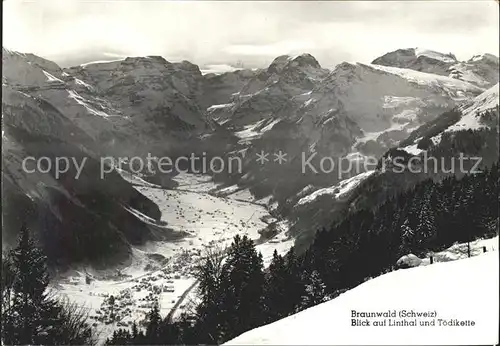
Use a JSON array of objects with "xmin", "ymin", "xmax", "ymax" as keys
[{"xmin": 1, "ymin": 0, "xmax": 499, "ymax": 345}]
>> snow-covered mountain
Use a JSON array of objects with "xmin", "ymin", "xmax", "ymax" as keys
[
  {"xmin": 212, "ymin": 51, "xmax": 485, "ymax": 160},
  {"xmin": 3, "ymin": 49, "xmax": 120, "ymax": 143},
  {"xmin": 207, "ymin": 54, "xmax": 329, "ymax": 127},
  {"xmin": 372, "ymin": 48, "xmax": 458, "ymax": 75},
  {"xmin": 397, "ymin": 82, "xmax": 499, "ymax": 152},
  {"xmin": 226, "ymin": 243, "xmax": 499, "ymax": 345},
  {"xmin": 3, "ymin": 45, "xmax": 499, "ymax": 342},
  {"xmin": 2, "ymin": 46, "xmax": 498, "ymax": 266},
  {"xmin": 63, "ymin": 56, "xmax": 212, "ymax": 156},
  {"xmin": 298, "ymin": 81, "xmax": 499, "ymax": 251},
  {"xmin": 372, "ymin": 48, "xmax": 499, "ymax": 88},
  {"xmin": 208, "ymin": 50, "xmax": 489, "ymax": 232},
  {"xmin": 1, "ymin": 48, "xmax": 294, "ymax": 265},
  {"xmin": 52, "ymin": 172, "xmax": 293, "ymax": 340},
  {"xmin": 446, "ymin": 82, "xmax": 499, "ymax": 132},
  {"xmin": 2, "ymin": 49, "xmax": 171, "ymax": 267}
]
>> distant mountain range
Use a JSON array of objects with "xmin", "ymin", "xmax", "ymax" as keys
[{"xmin": 2, "ymin": 46, "xmax": 498, "ymax": 266}]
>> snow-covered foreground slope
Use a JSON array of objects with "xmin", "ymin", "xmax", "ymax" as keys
[
  {"xmin": 425, "ymin": 236, "xmax": 498, "ymax": 263},
  {"xmin": 397, "ymin": 236, "xmax": 499, "ymax": 268},
  {"xmin": 227, "ymin": 249, "xmax": 499, "ymax": 345}
]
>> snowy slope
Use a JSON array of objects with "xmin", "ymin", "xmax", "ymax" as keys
[
  {"xmin": 371, "ymin": 47, "xmax": 457, "ymax": 77},
  {"xmin": 446, "ymin": 83, "xmax": 499, "ymax": 132},
  {"xmin": 366, "ymin": 63, "xmax": 482, "ymax": 96},
  {"xmin": 448, "ymin": 53, "xmax": 499, "ymax": 88},
  {"xmin": 307, "ymin": 61, "xmax": 482, "ymax": 148},
  {"xmin": 222, "ymin": 54, "xmax": 329, "ymax": 129},
  {"xmin": 296, "ymin": 170, "xmax": 375, "ymax": 206},
  {"xmin": 371, "ymin": 48, "xmax": 498, "ymax": 88},
  {"xmin": 226, "ymin": 250, "xmax": 499, "ymax": 345},
  {"xmin": 408, "ymin": 236, "xmax": 498, "ymax": 266},
  {"xmin": 391, "ymin": 83, "xmax": 498, "ymax": 154},
  {"xmin": 200, "ymin": 64, "xmax": 243, "ymax": 75},
  {"xmin": 132, "ymin": 173, "xmax": 293, "ymax": 264},
  {"xmin": 414, "ymin": 48, "xmax": 457, "ymax": 63}
]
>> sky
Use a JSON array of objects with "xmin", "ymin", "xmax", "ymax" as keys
[{"xmin": 3, "ymin": 0, "xmax": 499, "ymax": 69}]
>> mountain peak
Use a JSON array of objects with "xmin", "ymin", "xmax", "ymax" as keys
[
  {"xmin": 413, "ymin": 47, "xmax": 457, "ymax": 63},
  {"xmin": 288, "ymin": 53, "xmax": 322, "ymax": 69},
  {"xmin": 469, "ymin": 53, "xmax": 499, "ymax": 65},
  {"xmin": 370, "ymin": 47, "xmax": 465, "ymax": 79},
  {"xmin": 371, "ymin": 48, "xmax": 415, "ymax": 66},
  {"xmin": 267, "ymin": 53, "xmax": 321, "ymax": 74},
  {"xmin": 372, "ymin": 47, "xmax": 457, "ymax": 68}
]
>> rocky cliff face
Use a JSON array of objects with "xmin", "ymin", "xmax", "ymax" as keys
[
  {"xmin": 203, "ymin": 68, "xmax": 260, "ymax": 108},
  {"xmin": 206, "ymin": 54, "xmax": 329, "ymax": 127},
  {"xmin": 63, "ymin": 56, "xmax": 210, "ymax": 156},
  {"xmin": 2, "ymin": 49, "xmax": 173, "ymax": 268}
]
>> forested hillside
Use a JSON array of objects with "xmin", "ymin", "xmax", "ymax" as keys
[{"xmin": 105, "ymin": 163, "xmax": 499, "ymax": 345}]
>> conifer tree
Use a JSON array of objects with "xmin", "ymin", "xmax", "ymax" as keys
[
  {"xmin": 194, "ymin": 246, "xmax": 225, "ymax": 344},
  {"xmin": 301, "ymin": 270, "xmax": 328, "ymax": 309},
  {"xmin": 1, "ymin": 225, "xmax": 95, "ymax": 345},
  {"xmin": 1, "ymin": 252, "xmax": 16, "ymax": 344},
  {"xmin": 4, "ymin": 226, "xmax": 54, "ymax": 344},
  {"xmin": 264, "ymin": 250, "xmax": 288, "ymax": 322},
  {"xmin": 284, "ymin": 246, "xmax": 306, "ymax": 314},
  {"xmin": 106, "ymin": 328, "xmax": 132, "ymax": 345},
  {"xmin": 415, "ymin": 185, "xmax": 437, "ymax": 251},
  {"xmin": 131, "ymin": 321, "xmax": 139, "ymax": 339},
  {"xmin": 219, "ymin": 235, "xmax": 265, "ymax": 341},
  {"xmin": 145, "ymin": 301, "xmax": 161, "ymax": 343}
]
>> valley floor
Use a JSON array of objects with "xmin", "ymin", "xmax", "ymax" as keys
[{"xmin": 52, "ymin": 173, "xmax": 294, "ymax": 343}]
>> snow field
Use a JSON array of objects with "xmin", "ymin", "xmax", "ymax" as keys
[
  {"xmin": 227, "ymin": 246, "xmax": 499, "ymax": 345},
  {"xmin": 447, "ymin": 83, "xmax": 499, "ymax": 132},
  {"xmin": 296, "ymin": 170, "xmax": 375, "ymax": 206},
  {"xmin": 368, "ymin": 63, "xmax": 482, "ymax": 94}
]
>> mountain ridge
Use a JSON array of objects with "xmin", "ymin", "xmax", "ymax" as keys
[{"xmin": 2, "ymin": 46, "xmax": 498, "ymax": 267}]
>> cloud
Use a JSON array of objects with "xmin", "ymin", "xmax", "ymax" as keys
[
  {"xmin": 2, "ymin": 0, "xmax": 498, "ymax": 68},
  {"xmin": 224, "ymin": 41, "xmax": 318, "ymax": 57}
]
